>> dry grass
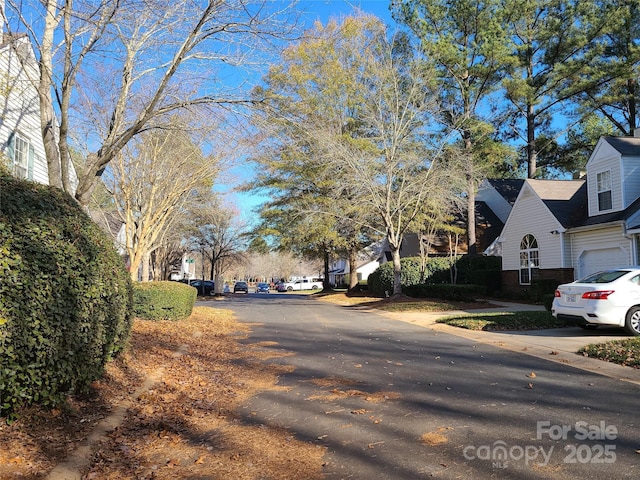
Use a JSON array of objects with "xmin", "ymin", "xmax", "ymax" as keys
[
  {"xmin": 316, "ymin": 291, "xmax": 496, "ymax": 311},
  {"xmin": 0, "ymin": 306, "xmax": 326, "ymax": 479}
]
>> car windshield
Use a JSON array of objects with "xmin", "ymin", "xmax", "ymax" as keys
[{"xmin": 576, "ymin": 270, "xmax": 630, "ymax": 284}]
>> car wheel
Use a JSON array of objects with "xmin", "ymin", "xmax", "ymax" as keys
[
  {"xmin": 287, "ymin": 286, "xmax": 293, "ymax": 291},
  {"xmin": 311, "ymin": 285, "xmax": 318, "ymax": 290},
  {"xmin": 624, "ymin": 306, "xmax": 640, "ymax": 336}
]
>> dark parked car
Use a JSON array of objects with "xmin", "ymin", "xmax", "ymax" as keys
[
  {"xmin": 178, "ymin": 279, "xmax": 215, "ymax": 296},
  {"xmin": 233, "ymin": 281, "xmax": 249, "ymax": 293},
  {"xmin": 256, "ymin": 282, "xmax": 270, "ymax": 293}
]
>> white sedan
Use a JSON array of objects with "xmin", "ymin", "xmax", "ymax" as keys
[{"xmin": 552, "ymin": 268, "xmax": 640, "ymax": 335}]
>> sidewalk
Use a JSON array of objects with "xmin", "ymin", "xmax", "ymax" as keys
[{"xmin": 376, "ymin": 300, "xmax": 640, "ymax": 385}]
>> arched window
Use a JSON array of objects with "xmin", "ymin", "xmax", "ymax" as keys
[{"xmin": 519, "ymin": 234, "xmax": 539, "ymax": 285}]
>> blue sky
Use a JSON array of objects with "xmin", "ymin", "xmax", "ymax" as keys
[
  {"xmin": 230, "ymin": 0, "xmax": 397, "ymax": 225},
  {"xmin": 297, "ymin": 0, "xmax": 394, "ymax": 25}
]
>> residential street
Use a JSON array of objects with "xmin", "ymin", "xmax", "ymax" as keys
[{"xmin": 217, "ymin": 293, "xmax": 640, "ymax": 480}]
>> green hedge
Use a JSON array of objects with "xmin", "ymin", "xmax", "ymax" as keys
[
  {"xmin": 428, "ymin": 255, "xmax": 502, "ymax": 292},
  {"xmin": 403, "ymin": 283, "xmax": 485, "ymax": 302},
  {"xmin": 0, "ymin": 173, "xmax": 133, "ymax": 415},
  {"xmin": 368, "ymin": 257, "xmax": 425, "ymax": 296},
  {"xmin": 368, "ymin": 254, "xmax": 502, "ymax": 298},
  {"xmin": 133, "ymin": 281, "xmax": 196, "ymax": 321}
]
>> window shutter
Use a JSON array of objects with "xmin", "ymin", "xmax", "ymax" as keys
[
  {"xmin": 28, "ymin": 143, "xmax": 34, "ymax": 180},
  {"xmin": 6, "ymin": 132, "xmax": 15, "ymax": 170}
]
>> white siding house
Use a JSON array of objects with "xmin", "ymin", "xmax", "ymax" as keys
[
  {"xmin": 495, "ymin": 135, "xmax": 640, "ymax": 292},
  {"xmin": 0, "ymin": 34, "xmax": 48, "ymax": 185},
  {"xmin": 328, "ymin": 243, "xmax": 382, "ymax": 287},
  {"xmin": 476, "ymin": 178, "xmax": 525, "ymax": 256},
  {"xmin": 498, "ymin": 179, "xmax": 584, "ymax": 286}
]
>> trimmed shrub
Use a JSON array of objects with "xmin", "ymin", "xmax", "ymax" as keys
[
  {"xmin": 0, "ymin": 174, "xmax": 133, "ymax": 415},
  {"xmin": 368, "ymin": 257, "xmax": 424, "ymax": 296},
  {"xmin": 428, "ymin": 255, "xmax": 502, "ymax": 293},
  {"xmin": 133, "ymin": 281, "xmax": 196, "ymax": 321},
  {"xmin": 543, "ymin": 293, "xmax": 555, "ymax": 312},
  {"xmin": 531, "ymin": 278, "xmax": 560, "ymax": 303},
  {"xmin": 368, "ymin": 254, "xmax": 502, "ymax": 298}
]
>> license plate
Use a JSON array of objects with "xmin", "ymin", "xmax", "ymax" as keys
[{"xmin": 566, "ymin": 294, "xmax": 576, "ymax": 303}]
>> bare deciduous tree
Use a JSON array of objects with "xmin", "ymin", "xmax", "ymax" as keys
[
  {"xmin": 315, "ymin": 26, "xmax": 463, "ymax": 296},
  {"xmin": 187, "ymin": 199, "xmax": 248, "ymax": 289},
  {"xmin": 105, "ymin": 123, "xmax": 219, "ymax": 281},
  {"xmin": 3, "ymin": 0, "xmax": 298, "ymax": 205}
]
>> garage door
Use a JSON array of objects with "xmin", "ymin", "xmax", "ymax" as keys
[{"xmin": 579, "ymin": 248, "xmax": 630, "ymax": 278}]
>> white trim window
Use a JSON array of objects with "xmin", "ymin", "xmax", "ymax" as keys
[
  {"xmin": 7, "ymin": 132, "xmax": 34, "ymax": 180},
  {"xmin": 596, "ymin": 170, "xmax": 612, "ymax": 212},
  {"xmin": 519, "ymin": 234, "xmax": 539, "ymax": 285}
]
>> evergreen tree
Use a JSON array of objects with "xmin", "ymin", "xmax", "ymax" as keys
[{"xmin": 392, "ymin": 0, "xmax": 514, "ymax": 254}]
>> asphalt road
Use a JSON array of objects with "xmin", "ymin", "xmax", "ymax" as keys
[{"xmin": 210, "ymin": 293, "xmax": 640, "ymax": 480}]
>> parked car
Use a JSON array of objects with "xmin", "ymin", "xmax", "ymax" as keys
[
  {"xmin": 256, "ymin": 282, "xmax": 270, "ymax": 293},
  {"xmin": 552, "ymin": 268, "xmax": 640, "ymax": 335},
  {"xmin": 177, "ymin": 279, "xmax": 215, "ymax": 296},
  {"xmin": 233, "ymin": 281, "xmax": 249, "ymax": 293},
  {"xmin": 276, "ymin": 278, "xmax": 323, "ymax": 292}
]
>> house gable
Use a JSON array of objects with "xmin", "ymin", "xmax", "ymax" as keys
[
  {"xmin": 585, "ymin": 136, "xmax": 640, "ymax": 218},
  {"xmin": 497, "ymin": 135, "xmax": 640, "ymax": 286},
  {"xmin": 498, "ymin": 179, "xmax": 586, "ymax": 282},
  {"xmin": 500, "ymin": 181, "xmax": 562, "ymax": 270}
]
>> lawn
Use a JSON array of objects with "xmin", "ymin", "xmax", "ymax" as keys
[
  {"xmin": 436, "ymin": 311, "xmax": 565, "ymax": 331},
  {"xmin": 578, "ymin": 338, "xmax": 640, "ymax": 368},
  {"xmin": 316, "ymin": 291, "xmax": 493, "ymax": 311}
]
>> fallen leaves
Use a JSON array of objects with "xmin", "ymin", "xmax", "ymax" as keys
[
  {"xmin": 579, "ymin": 338, "xmax": 640, "ymax": 368},
  {"xmin": 367, "ymin": 441, "xmax": 385, "ymax": 449},
  {"xmin": 307, "ymin": 387, "xmax": 401, "ymax": 403},
  {"xmin": 420, "ymin": 427, "xmax": 453, "ymax": 446},
  {"xmin": 0, "ymin": 307, "xmax": 327, "ymax": 480}
]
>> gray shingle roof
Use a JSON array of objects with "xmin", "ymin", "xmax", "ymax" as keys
[
  {"xmin": 526, "ymin": 179, "xmax": 587, "ymax": 228},
  {"xmin": 487, "ymin": 178, "xmax": 525, "ymax": 205},
  {"xmin": 601, "ymin": 136, "xmax": 640, "ymax": 155}
]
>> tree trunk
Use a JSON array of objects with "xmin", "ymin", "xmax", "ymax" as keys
[
  {"xmin": 464, "ymin": 132, "xmax": 477, "ymax": 256},
  {"xmin": 466, "ymin": 174, "xmax": 477, "ymax": 255},
  {"xmin": 323, "ymin": 249, "xmax": 331, "ymax": 291},
  {"xmin": 75, "ymin": 153, "xmax": 103, "ymax": 207},
  {"xmin": 628, "ymin": 77, "xmax": 637, "ymax": 135},
  {"xmin": 40, "ymin": 101, "xmax": 63, "ymax": 188},
  {"xmin": 527, "ymin": 102, "xmax": 537, "ymax": 178},
  {"xmin": 141, "ymin": 251, "xmax": 150, "ymax": 282},
  {"xmin": 347, "ymin": 247, "xmax": 358, "ymax": 292},
  {"xmin": 391, "ymin": 247, "xmax": 402, "ymax": 297},
  {"xmin": 39, "ymin": 0, "xmax": 63, "ymax": 189}
]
